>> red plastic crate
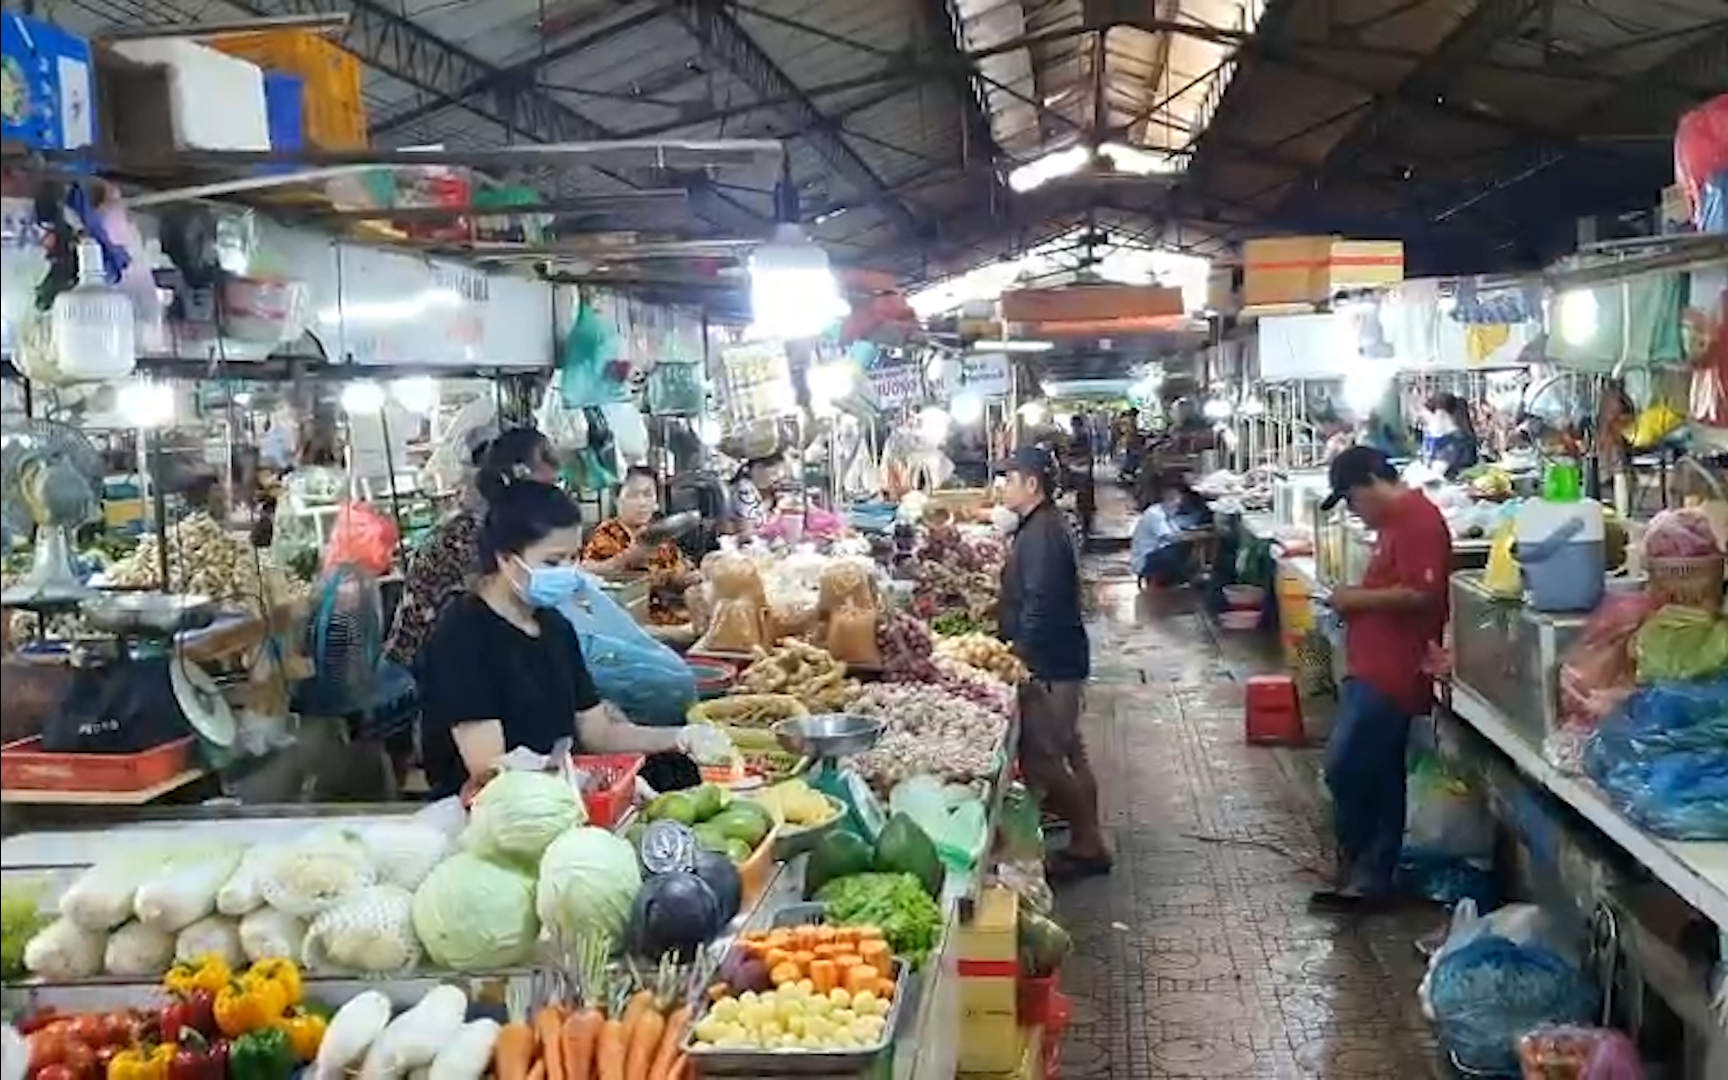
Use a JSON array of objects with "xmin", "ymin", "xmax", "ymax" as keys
[
  {"xmin": 572, "ymin": 753, "xmax": 642, "ymax": 828},
  {"xmin": 0, "ymin": 736, "xmax": 194, "ymax": 792}
]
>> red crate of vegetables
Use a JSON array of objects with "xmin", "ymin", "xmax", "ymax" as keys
[{"xmin": 571, "ymin": 753, "xmax": 642, "ymax": 828}]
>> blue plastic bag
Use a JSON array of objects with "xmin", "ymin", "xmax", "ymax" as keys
[
  {"xmin": 1428, "ymin": 935, "xmax": 1598, "ymax": 1075},
  {"xmin": 1583, "ymin": 679, "xmax": 1728, "ymax": 840},
  {"xmin": 556, "ymin": 579, "xmax": 696, "ymax": 726}
]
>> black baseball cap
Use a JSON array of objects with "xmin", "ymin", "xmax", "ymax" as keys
[
  {"xmin": 1320, "ymin": 445, "xmax": 1398, "ymax": 510},
  {"xmin": 996, "ymin": 446, "xmax": 1058, "ymax": 480}
]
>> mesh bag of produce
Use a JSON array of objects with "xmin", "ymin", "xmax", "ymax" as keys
[
  {"xmin": 302, "ymin": 884, "xmax": 420, "ymax": 976},
  {"xmin": 1582, "ymin": 679, "xmax": 1728, "ymax": 840},
  {"xmin": 1427, "ymin": 935, "xmax": 1598, "ymax": 1075},
  {"xmin": 257, "ymin": 831, "xmax": 377, "ymax": 918}
]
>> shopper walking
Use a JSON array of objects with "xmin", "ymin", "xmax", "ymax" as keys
[
  {"xmin": 1312, "ymin": 446, "xmax": 1451, "ymax": 909},
  {"xmin": 997, "ymin": 447, "xmax": 1112, "ymax": 879}
]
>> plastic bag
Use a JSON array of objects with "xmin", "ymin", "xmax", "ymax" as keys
[
  {"xmin": 1405, "ymin": 753, "xmax": 1494, "ymax": 861},
  {"xmin": 1427, "ymin": 934, "xmax": 1598, "ymax": 1074},
  {"xmin": 556, "ymin": 587, "xmax": 697, "ymax": 725},
  {"xmin": 1583, "ymin": 680, "xmax": 1728, "ymax": 839},
  {"xmin": 1557, "ymin": 593, "xmax": 1652, "ymax": 750},
  {"xmin": 825, "ymin": 603, "xmax": 882, "ymax": 667},
  {"xmin": 557, "ymin": 298, "xmax": 630, "ymax": 408},
  {"xmin": 1484, "ymin": 520, "xmax": 1523, "ymax": 599},
  {"xmin": 889, "ymin": 776, "xmax": 989, "ymax": 872},
  {"xmin": 303, "ymin": 884, "xmax": 420, "ymax": 976},
  {"xmin": 239, "ymin": 907, "xmax": 306, "ymax": 964},
  {"xmin": 1632, "ymin": 606, "xmax": 1728, "ymax": 682},
  {"xmin": 323, "ymin": 502, "xmax": 400, "ymax": 577},
  {"xmin": 1518, "ymin": 1026, "xmax": 1645, "ymax": 1079},
  {"xmin": 1675, "ymin": 95, "xmax": 1728, "ymax": 231}
]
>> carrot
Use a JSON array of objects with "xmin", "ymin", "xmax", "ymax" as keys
[
  {"xmin": 623, "ymin": 1006, "xmax": 665, "ymax": 1080},
  {"xmin": 563, "ymin": 1007, "xmax": 606, "ymax": 1080},
  {"xmin": 526, "ymin": 1062, "xmax": 547, "ymax": 1080},
  {"xmin": 495, "ymin": 1021, "xmax": 537, "ymax": 1080},
  {"xmin": 647, "ymin": 1004, "xmax": 693, "ymax": 1080},
  {"xmin": 808, "ymin": 958, "xmax": 838, "ymax": 994},
  {"xmin": 859, "ymin": 939, "xmax": 892, "ymax": 972},
  {"xmin": 665, "ymin": 1054, "xmax": 688, "ymax": 1080},
  {"xmin": 620, "ymin": 990, "xmax": 655, "ymax": 1029},
  {"xmin": 843, "ymin": 964, "xmax": 880, "ymax": 995},
  {"xmin": 596, "ymin": 1018, "xmax": 628, "ymax": 1080},
  {"xmin": 536, "ymin": 1007, "xmax": 568, "ymax": 1080}
]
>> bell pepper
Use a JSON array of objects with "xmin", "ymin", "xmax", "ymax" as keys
[
  {"xmin": 214, "ymin": 976, "xmax": 287, "ymax": 1038},
  {"xmin": 158, "ymin": 990, "xmax": 216, "ymax": 1043},
  {"xmin": 167, "ymin": 1033, "xmax": 229, "ymax": 1080},
  {"xmin": 164, "ymin": 957, "xmax": 232, "ymax": 999},
  {"xmin": 228, "ymin": 1028, "xmax": 295, "ymax": 1080},
  {"xmin": 107, "ymin": 1043, "xmax": 174, "ymax": 1080},
  {"xmin": 245, "ymin": 959, "xmax": 303, "ymax": 1009},
  {"xmin": 273, "ymin": 1009, "xmax": 326, "ymax": 1062}
]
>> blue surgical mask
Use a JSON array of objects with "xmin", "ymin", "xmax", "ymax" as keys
[{"xmin": 515, "ymin": 558, "xmax": 585, "ymax": 608}]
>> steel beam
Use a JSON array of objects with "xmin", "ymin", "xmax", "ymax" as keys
[{"xmin": 667, "ymin": 0, "xmax": 920, "ymax": 233}]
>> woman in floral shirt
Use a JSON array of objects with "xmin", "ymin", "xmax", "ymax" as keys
[
  {"xmin": 582, "ymin": 467, "xmax": 698, "ymax": 624},
  {"xmin": 384, "ymin": 428, "xmax": 558, "ymax": 667}
]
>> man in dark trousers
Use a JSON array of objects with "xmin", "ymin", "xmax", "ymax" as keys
[
  {"xmin": 998, "ymin": 447, "xmax": 1112, "ymax": 879},
  {"xmin": 1312, "ymin": 446, "xmax": 1451, "ymax": 909}
]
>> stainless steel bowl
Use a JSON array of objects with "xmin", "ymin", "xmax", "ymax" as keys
[
  {"xmin": 772, "ymin": 713, "xmax": 884, "ymax": 759},
  {"xmin": 83, "ymin": 592, "xmax": 216, "ymax": 636}
]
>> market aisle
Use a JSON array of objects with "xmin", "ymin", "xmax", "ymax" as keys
[{"xmin": 1049, "ymin": 550, "xmax": 1443, "ymax": 1078}]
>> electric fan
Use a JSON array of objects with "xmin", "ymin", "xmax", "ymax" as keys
[
  {"xmin": 419, "ymin": 393, "xmax": 498, "ymax": 495},
  {"xmin": 1, "ymin": 419, "xmax": 103, "ymax": 606},
  {"xmin": 297, "ymin": 563, "xmax": 416, "ymax": 739}
]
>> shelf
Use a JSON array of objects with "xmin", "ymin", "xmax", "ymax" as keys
[
  {"xmin": 1445, "ymin": 681, "xmax": 1728, "ymax": 930},
  {"xmin": 0, "ymin": 768, "xmax": 207, "ymax": 806}
]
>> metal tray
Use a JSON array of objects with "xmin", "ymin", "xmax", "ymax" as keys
[{"xmin": 681, "ymin": 957, "xmax": 910, "ymax": 1074}]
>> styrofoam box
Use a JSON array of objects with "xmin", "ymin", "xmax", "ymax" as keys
[{"xmin": 111, "ymin": 37, "xmax": 270, "ymax": 151}]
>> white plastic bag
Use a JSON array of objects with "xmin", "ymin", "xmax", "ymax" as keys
[
  {"xmin": 1405, "ymin": 754, "xmax": 1495, "ymax": 860},
  {"xmin": 134, "ymin": 849, "xmax": 242, "ymax": 932},
  {"xmin": 24, "ymin": 918, "xmax": 107, "ymax": 980},
  {"xmin": 174, "ymin": 915, "xmax": 244, "ymax": 968},
  {"xmin": 104, "ymin": 920, "xmax": 176, "ymax": 977},
  {"xmin": 303, "ymin": 885, "xmax": 420, "ymax": 976},
  {"xmin": 239, "ymin": 907, "xmax": 307, "ymax": 964},
  {"xmin": 1417, "ymin": 901, "xmax": 1581, "ymax": 1021},
  {"xmin": 358, "ymin": 823, "xmax": 450, "ymax": 892}
]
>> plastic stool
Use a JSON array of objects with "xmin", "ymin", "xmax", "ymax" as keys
[{"xmin": 1244, "ymin": 674, "xmax": 1305, "ymax": 746}]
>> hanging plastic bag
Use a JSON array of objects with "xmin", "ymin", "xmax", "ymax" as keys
[
  {"xmin": 1675, "ymin": 95, "xmax": 1728, "ymax": 231},
  {"xmin": 555, "ymin": 582, "xmax": 696, "ymax": 726},
  {"xmin": 1484, "ymin": 519, "xmax": 1522, "ymax": 599},
  {"xmin": 1583, "ymin": 679, "xmax": 1728, "ymax": 840},
  {"xmin": 557, "ymin": 297, "xmax": 630, "ymax": 408},
  {"xmin": 323, "ymin": 501, "xmax": 399, "ymax": 577}
]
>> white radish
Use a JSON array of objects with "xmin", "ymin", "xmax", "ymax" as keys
[
  {"xmin": 427, "ymin": 1020, "xmax": 500, "ymax": 1080},
  {"xmin": 313, "ymin": 990, "xmax": 393, "ymax": 1080}
]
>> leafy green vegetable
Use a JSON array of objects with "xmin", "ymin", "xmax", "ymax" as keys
[
  {"xmin": 1, "ymin": 887, "xmax": 47, "ymax": 981},
  {"xmin": 411, "ymin": 853, "xmax": 539, "ymax": 971},
  {"xmin": 816, "ymin": 872, "xmax": 943, "ymax": 968}
]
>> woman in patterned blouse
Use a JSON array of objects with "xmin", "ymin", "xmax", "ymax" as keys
[
  {"xmin": 384, "ymin": 428, "xmax": 557, "ymax": 667},
  {"xmin": 581, "ymin": 467, "xmax": 698, "ymax": 623}
]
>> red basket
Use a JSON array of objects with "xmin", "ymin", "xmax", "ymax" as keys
[
  {"xmin": 1017, "ymin": 973, "xmax": 1058, "ymax": 1026},
  {"xmin": 1041, "ymin": 990, "xmax": 1072, "ymax": 1078},
  {"xmin": 0, "ymin": 736, "xmax": 195, "ymax": 792},
  {"xmin": 572, "ymin": 753, "xmax": 643, "ymax": 828}
]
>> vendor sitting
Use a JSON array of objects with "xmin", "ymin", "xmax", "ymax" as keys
[
  {"xmin": 582, "ymin": 467, "xmax": 700, "ymax": 624},
  {"xmin": 1131, "ymin": 476, "xmax": 1211, "ymax": 588},
  {"xmin": 416, "ymin": 474, "xmax": 730, "ymax": 801}
]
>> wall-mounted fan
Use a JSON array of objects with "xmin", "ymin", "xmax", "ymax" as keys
[{"xmin": 1, "ymin": 419, "xmax": 103, "ymax": 606}]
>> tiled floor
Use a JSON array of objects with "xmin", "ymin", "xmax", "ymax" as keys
[{"xmin": 1050, "ymin": 549, "xmax": 1445, "ymax": 1078}]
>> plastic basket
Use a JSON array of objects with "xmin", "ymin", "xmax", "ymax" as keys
[
  {"xmin": 1645, "ymin": 554, "xmax": 1725, "ymax": 610},
  {"xmin": 1017, "ymin": 973, "xmax": 1057, "ymax": 1026},
  {"xmin": 571, "ymin": 753, "xmax": 642, "ymax": 828},
  {"xmin": 0, "ymin": 736, "xmax": 195, "ymax": 792},
  {"xmin": 207, "ymin": 29, "xmax": 366, "ymax": 148}
]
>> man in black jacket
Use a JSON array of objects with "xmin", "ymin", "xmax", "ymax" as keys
[{"xmin": 998, "ymin": 448, "xmax": 1112, "ymax": 878}]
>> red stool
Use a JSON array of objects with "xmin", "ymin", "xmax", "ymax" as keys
[{"xmin": 1244, "ymin": 674, "xmax": 1305, "ymax": 746}]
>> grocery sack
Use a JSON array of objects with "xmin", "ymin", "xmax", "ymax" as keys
[
  {"xmin": 556, "ymin": 297, "xmax": 630, "ymax": 408},
  {"xmin": 1518, "ymin": 1026, "xmax": 1645, "ymax": 1079},
  {"xmin": 1554, "ymin": 592, "xmax": 1652, "ymax": 767},
  {"xmin": 1675, "ymin": 94, "xmax": 1728, "ymax": 231},
  {"xmin": 1404, "ymin": 753, "xmax": 1493, "ymax": 861},
  {"xmin": 1583, "ymin": 679, "xmax": 1728, "ymax": 840},
  {"xmin": 555, "ymin": 584, "xmax": 696, "ymax": 726},
  {"xmin": 1483, "ymin": 520, "xmax": 1522, "ymax": 599},
  {"xmin": 323, "ymin": 501, "xmax": 399, "ymax": 577},
  {"xmin": 1631, "ymin": 605, "xmax": 1728, "ymax": 682}
]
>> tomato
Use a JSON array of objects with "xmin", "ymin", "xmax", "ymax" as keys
[
  {"xmin": 94, "ymin": 1045, "xmax": 122, "ymax": 1075},
  {"xmin": 64, "ymin": 1016, "xmax": 107, "ymax": 1047},
  {"xmin": 59, "ymin": 1041, "xmax": 98, "ymax": 1080},
  {"xmin": 36, "ymin": 1064, "xmax": 79, "ymax": 1080},
  {"xmin": 99, "ymin": 1012, "xmax": 140, "ymax": 1047},
  {"xmin": 16, "ymin": 1008, "xmax": 62, "ymax": 1035},
  {"xmin": 28, "ymin": 1029, "xmax": 71, "ymax": 1069}
]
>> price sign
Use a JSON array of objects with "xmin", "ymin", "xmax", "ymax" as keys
[
  {"xmin": 931, "ymin": 352, "xmax": 1012, "ymax": 399},
  {"xmin": 865, "ymin": 362, "xmax": 927, "ymax": 408}
]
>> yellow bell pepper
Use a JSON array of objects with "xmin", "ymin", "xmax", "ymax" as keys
[
  {"xmin": 164, "ymin": 955, "xmax": 233, "ymax": 999},
  {"xmin": 274, "ymin": 1009, "xmax": 328, "ymax": 1062},
  {"xmin": 107, "ymin": 1043, "xmax": 174, "ymax": 1080},
  {"xmin": 247, "ymin": 958, "xmax": 303, "ymax": 1008},
  {"xmin": 215, "ymin": 974, "xmax": 289, "ymax": 1037}
]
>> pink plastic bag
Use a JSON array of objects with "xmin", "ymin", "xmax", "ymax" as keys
[
  {"xmin": 323, "ymin": 501, "xmax": 399, "ymax": 577},
  {"xmin": 1676, "ymin": 95, "xmax": 1728, "ymax": 229},
  {"xmin": 1518, "ymin": 1025, "xmax": 1644, "ymax": 1079}
]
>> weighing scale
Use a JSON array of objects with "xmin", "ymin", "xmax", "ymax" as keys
[
  {"xmin": 38, "ymin": 592, "xmax": 237, "ymax": 757},
  {"xmin": 772, "ymin": 713, "xmax": 888, "ymax": 841}
]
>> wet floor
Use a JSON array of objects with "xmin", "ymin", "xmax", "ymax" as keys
[{"xmin": 1050, "ymin": 524, "xmax": 1443, "ymax": 1077}]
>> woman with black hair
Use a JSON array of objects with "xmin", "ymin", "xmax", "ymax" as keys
[
  {"xmin": 728, "ymin": 453, "xmax": 786, "ymax": 535},
  {"xmin": 1421, "ymin": 393, "xmax": 1480, "ymax": 479},
  {"xmin": 416, "ymin": 476, "xmax": 730, "ymax": 800},
  {"xmin": 582, "ymin": 466, "xmax": 699, "ymax": 623},
  {"xmin": 384, "ymin": 428, "xmax": 558, "ymax": 667}
]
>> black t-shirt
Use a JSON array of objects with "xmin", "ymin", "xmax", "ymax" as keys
[{"xmin": 417, "ymin": 593, "xmax": 602, "ymax": 799}]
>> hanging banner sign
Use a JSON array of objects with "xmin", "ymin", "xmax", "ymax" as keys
[
  {"xmin": 865, "ymin": 361, "xmax": 927, "ymax": 408},
  {"xmin": 934, "ymin": 352, "xmax": 1012, "ymax": 399}
]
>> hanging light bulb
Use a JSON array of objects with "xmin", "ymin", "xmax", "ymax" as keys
[
  {"xmin": 749, "ymin": 222, "xmax": 848, "ymax": 340},
  {"xmin": 116, "ymin": 379, "xmax": 175, "ymax": 428},
  {"xmin": 1018, "ymin": 401, "xmax": 1047, "ymax": 425},
  {"xmin": 340, "ymin": 381, "xmax": 386, "ymax": 416},
  {"xmin": 918, "ymin": 406, "xmax": 951, "ymax": 445},
  {"xmin": 390, "ymin": 376, "xmax": 438, "ymax": 414},
  {"xmin": 952, "ymin": 392, "xmax": 985, "ymax": 426}
]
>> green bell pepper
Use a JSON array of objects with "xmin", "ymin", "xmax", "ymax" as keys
[{"xmin": 229, "ymin": 1027, "xmax": 296, "ymax": 1080}]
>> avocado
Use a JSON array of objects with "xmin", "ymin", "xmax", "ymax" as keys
[
  {"xmin": 689, "ymin": 782, "xmax": 728, "ymax": 823},
  {"xmin": 724, "ymin": 838, "xmax": 753, "ymax": 862},
  {"xmin": 692, "ymin": 823, "xmax": 731, "ymax": 852},
  {"xmin": 645, "ymin": 790, "xmax": 699, "ymax": 825},
  {"xmin": 873, "ymin": 813, "xmax": 945, "ymax": 898},
  {"xmin": 803, "ymin": 829, "xmax": 874, "ymax": 900},
  {"xmin": 710, "ymin": 804, "xmax": 772, "ymax": 848}
]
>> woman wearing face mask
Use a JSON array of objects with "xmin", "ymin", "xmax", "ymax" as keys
[
  {"xmin": 415, "ymin": 477, "xmax": 729, "ymax": 800},
  {"xmin": 582, "ymin": 466, "xmax": 699, "ymax": 623}
]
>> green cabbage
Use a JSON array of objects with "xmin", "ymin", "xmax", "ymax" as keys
[
  {"xmin": 535, "ymin": 827, "xmax": 640, "ymax": 945},
  {"xmin": 467, "ymin": 772, "xmax": 586, "ymax": 865},
  {"xmin": 411, "ymin": 853, "xmax": 539, "ymax": 971}
]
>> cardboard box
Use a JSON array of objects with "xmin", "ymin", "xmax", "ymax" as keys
[
  {"xmin": 1000, "ymin": 283, "xmax": 1184, "ymax": 324},
  {"xmin": 1244, "ymin": 236, "xmax": 1404, "ymax": 308},
  {"xmin": 956, "ymin": 887, "xmax": 1020, "ymax": 1073}
]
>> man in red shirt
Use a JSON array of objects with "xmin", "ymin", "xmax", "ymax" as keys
[{"xmin": 1312, "ymin": 447, "xmax": 1452, "ymax": 910}]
